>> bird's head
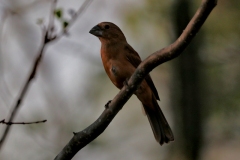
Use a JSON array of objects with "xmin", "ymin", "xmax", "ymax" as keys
[{"xmin": 89, "ymin": 22, "xmax": 126, "ymax": 42}]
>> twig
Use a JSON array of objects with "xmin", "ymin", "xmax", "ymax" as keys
[
  {"xmin": 54, "ymin": 0, "xmax": 217, "ymax": 159},
  {"xmin": 0, "ymin": 119, "xmax": 47, "ymax": 125},
  {"xmin": 0, "ymin": 34, "xmax": 47, "ymax": 150},
  {"xmin": 47, "ymin": 0, "xmax": 57, "ymax": 31},
  {"xmin": 0, "ymin": 0, "xmax": 93, "ymax": 150}
]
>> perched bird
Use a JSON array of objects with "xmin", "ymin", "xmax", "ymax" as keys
[{"xmin": 89, "ymin": 22, "xmax": 174, "ymax": 145}]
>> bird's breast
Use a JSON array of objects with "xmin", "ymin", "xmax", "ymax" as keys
[
  {"xmin": 101, "ymin": 57, "xmax": 129, "ymax": 89},
  {"xmin": 105, "ymin": 60, "xmax": 124, "ymax": 89},
  {"xmin": 100, "ymin": 44, "xmax": 135, "ymax": 89}
]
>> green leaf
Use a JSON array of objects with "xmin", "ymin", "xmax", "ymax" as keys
[
  {"xmin": 63, "ymin": 21, "xmax": 69, "ymax": 29},
  {"xmin": 54, "ymin": 9, "xmax": 63, "ymax": 19}
]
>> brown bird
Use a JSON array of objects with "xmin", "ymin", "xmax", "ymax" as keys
[{"xmin": 89, "ymin": 22, "xmax": 174, "ymax": 145}]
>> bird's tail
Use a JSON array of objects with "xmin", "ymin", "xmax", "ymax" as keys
[{"xmin": 143, "ymin": 96, "xmax": 174, "ymax": 145}]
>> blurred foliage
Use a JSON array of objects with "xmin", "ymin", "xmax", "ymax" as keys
[
  {"xmin": 54, "ymin": 8, "xmax": 69, "ymax": 29},
  {"xmin": 124, "ymin": 0, "xmax": 240, "ymax": 118},
  {"xmin": 123, "ymin": 0, "xmax": 240, "ymax": 159},
  {"xmin": 124, "ymin": 0, "xmax": 172, "ymax": 54},
  {"xmin": 54, "ymin": 8, "xmax": 63, "ymax": 19},
  {"xmin": 203, "ymin": 0, "xmax": 240, "ymax": 117}
]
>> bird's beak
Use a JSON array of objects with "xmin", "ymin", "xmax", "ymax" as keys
[{"xmin": 89, "ymin": 25, "xmax": 103, "ymax": 37}]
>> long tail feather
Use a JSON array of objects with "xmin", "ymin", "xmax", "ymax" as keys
[{"xmin": 143, "ymin": 96, "xmax": 174, "ymax": 145}]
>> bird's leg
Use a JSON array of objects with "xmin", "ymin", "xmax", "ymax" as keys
[{"xmin": 105, "ymin": 100, "xmax": 112, "ymax": 109}]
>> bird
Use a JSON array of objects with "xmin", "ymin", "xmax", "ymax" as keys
[{"xmin": 89, "ymin": 22, "xmax": 174, "ymax": 145}]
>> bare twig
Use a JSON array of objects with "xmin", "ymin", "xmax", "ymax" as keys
[
  {"xmin": 0, "ymin": 35, "xmax": 47, "ymax": 150},
  {"xmin": 0, "ymin": 119, "xmax": 47, "ymax": 125},
  {"xmin": 54, "ymin": 0, "xmax": 217, "ymax": 159},
  {"xmin": 48, "ymin": 0, "xmax": 57, "ymax": 31},
  {"xmin": 0, "ymin": 0, "xmax": 93, "ymax": 150}
]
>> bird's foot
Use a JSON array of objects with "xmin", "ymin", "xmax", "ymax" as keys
[{"xmin": 105, "ymin": 100, "xmax": 112, "ymax": 109}]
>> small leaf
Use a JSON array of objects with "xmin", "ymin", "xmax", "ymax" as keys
[
  {"xmin": 54, "ymin": 9, "xmax": 63, "ymax": 19},
  {"xmin": 63, "ymin": 21, "xmax": 69, "ymax": 29}
]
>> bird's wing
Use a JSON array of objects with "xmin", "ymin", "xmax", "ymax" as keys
[{"xmin": 124, "ymin": 44, "xmax": 160, "ymax": 100}]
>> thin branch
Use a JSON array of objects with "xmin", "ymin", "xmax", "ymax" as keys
[
  {"xmin": 0, "ymin": 119, "xmax": 47, "ymax": 125},
  {"xmin": 47, "ymin": 0, "xmax": 57, "ymax": 32},
  {"xmin": 0, "ymin": 0, "xmax": 93, "ymax": 150},
  {"xmin": 54, "ymin": 0, "xmax": 217, "ymax": 159},
  {"xmin": 0, "ymin": 36, "xmax": 47, "ymax": 150}
]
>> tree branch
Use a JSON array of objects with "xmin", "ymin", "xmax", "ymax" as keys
[
  {"xmin": 0, "ymin": 0, "xmax": 93, "ymax": 150},
  {"xmin": 54, "ymin": 0, "xmax": 217, "ymax": 159},
  {"xmin": 0, "ymin": 119, "xmax": 47, "ymax": 125}
]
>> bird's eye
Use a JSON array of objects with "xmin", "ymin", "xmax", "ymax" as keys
[{"xmin": 104, "ymin": 25, "xmax": 110, "ymax": 29}]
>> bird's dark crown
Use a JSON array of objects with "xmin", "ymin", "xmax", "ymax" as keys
[{"xmin": 89, "ymin": 22, "xmax": 126, "ymax": 42}]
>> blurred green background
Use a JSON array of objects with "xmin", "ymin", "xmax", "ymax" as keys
[{"xmin": 0, "ymin": 0, "xmax": 239, "ymax": 160}]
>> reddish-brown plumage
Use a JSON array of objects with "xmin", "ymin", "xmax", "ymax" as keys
[{"xmin": 90, "ymin": 22, "xmax": 174, "ymax": 145}]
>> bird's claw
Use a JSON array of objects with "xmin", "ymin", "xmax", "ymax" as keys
[{"xmin": 105, "ymin": 100, "xmax": 112, "ymax": 109}]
